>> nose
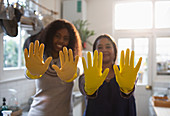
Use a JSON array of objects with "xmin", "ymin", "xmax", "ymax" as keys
[
  {"xmin": 101, "ymin": 47, "xmax": 107, "ymax": 52},
  {"xmin": 58, "ymin": 37, "xmax": 64, "ymax": 44}
]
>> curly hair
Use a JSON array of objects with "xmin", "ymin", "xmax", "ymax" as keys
[
  {"xmin": 37, "ymin": 19, "xmax": 82, "ymax": 57},
  {"xmin": 93, "ymin": 34, "xmax": 117, "ymax": 63}
]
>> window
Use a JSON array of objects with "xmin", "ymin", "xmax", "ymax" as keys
[
  {"xmin": 115, "ymin": 2, "xmax": 152, "ymax": 29},
  {"xmin": 114, "ymin": 0, "xmax": 170, "ymax": 82},
  {"xmin": 3, "ymin": 28, "xmax": 29, "ymax": 68},
  {"xmin": 155, "ymin": 1, "xmax": 170, "ymax": 28},
  {"xmin": 156, "ymin": 38, "xmax": 170, "ymax": 75},
  {"xmin": 117, "ymin": 38, "xmax": 132, "ymax": 64},
  {"xmin": 0, "ymin": 0, "xmax": 38, "ymax": 81},
  {"xmin": 117, "ymin": 38, "xmax": 149, "ymax": 84}
]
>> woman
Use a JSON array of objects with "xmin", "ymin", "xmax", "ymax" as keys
[
  {"xmin": 24, "ymin": 19, "xmax": 82, "ymax": 116},
  {"xmin": 79, "ymin": 34, "xmax": 142, "ymax": 116}
]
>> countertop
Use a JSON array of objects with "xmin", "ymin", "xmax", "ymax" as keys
[{"xmin": 150, "ymin": 97, "xmax": 170, "ymax": 116}]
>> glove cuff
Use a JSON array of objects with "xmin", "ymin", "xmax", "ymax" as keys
[
  {"xmin": 120, "ymin": 87, "xmax": 134, "ymax": 94},
  {"xmin": 84, "ymin": 86, "xmax": 97, "ymax": 95},
  {"xmin": 26, "ymin": 70, "xmax": 42, "ymax": 79}
]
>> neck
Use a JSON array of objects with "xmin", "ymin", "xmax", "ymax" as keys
[{"xmin": 102, "ymin": 62, "xmax": 113, "ymax": 71}]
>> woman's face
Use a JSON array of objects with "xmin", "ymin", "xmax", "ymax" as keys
[
  {"xmin": 52, "ymin": 28, "xmax": 70, "ymax": 53},
  {"xmin": 96, "ymin": 37, "xmax": 115, "ymax": 64}
]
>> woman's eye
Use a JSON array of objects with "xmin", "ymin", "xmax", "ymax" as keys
[
  {"xmin": 106, "ymin": 46, "xmax": 111, "ymax": 49},
  {"xmin": 98, "ymin": 47, "xmax": 103, "ymax": 49}
]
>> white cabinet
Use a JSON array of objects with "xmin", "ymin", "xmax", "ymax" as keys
[{"xmin": 62, "ymin": 0, "xmax": 87, "ymax": 22}]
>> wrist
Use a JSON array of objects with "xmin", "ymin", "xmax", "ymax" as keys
[
  {"xmin": 120, "ymin": 87, "xmax": 134, "ymax": 94},
  {"xmin": 26, "ymin": 70, "xmax": 42, "ymax": 79},
  {"xmin": 84, "ymin": 86, "xmax": 97, "ymax": 95},
  {"xmin": 65, "ymin": 72, "xmax": 77, "ymax": 82}
]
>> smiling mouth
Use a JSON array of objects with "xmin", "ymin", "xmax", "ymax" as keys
[{"xmin": 56, "ymin": 44, "xmax": 63, "ymax": 49}]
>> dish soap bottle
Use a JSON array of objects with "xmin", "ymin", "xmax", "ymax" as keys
[{"xmin": 0, "ymin": 97, "xmax": 8, "ymax": 116}]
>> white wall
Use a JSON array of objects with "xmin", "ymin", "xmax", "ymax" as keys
[
  {"xmin": 86, "ymin": 0, "xmax": 114, "ymax": 51},
  {"xmin": 39, "ymin": 0, "xmax": 61, "ymax": 19}
]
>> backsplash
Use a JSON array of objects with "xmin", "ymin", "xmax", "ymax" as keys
[{"xmin": 0, "ymin": 77, "xmax": 36, "ymax": 106}]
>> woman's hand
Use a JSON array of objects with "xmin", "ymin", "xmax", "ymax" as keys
[
  {"xmin": 24, "ymin": 40, "xmax": 52, "ymax": 79},
  {"xmin": 82, "ymin": 50, "xmax": 109, "ymax": 95},
  {"xmin": 52, "ymin": 47, "xmax": 79, "ymax": 82},
  {"xmin": 113, "ymin": 49, "xmax": 142, "ymax": 94}
]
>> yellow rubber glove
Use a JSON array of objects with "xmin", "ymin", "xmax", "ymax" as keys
[
  {"xmin": 82, "ymin": 50, "xmax": 109, "ymax": 95},
  {"xmin": 52, "ymin": 47, "xmax": 79, "ymax": 82},
  {"xmin": 24, "ymin": 40, "xmax": 52, "ymax": 79},
  {"xmin": 113, "ymin": 49, "xmax": 142, "ymax": 94}
]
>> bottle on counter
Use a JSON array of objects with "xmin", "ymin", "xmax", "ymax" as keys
[
  {"xmin": 8, "ymin": 89, "xmax": 20, "ymax": 113},
  {"xmin": 2, "ymin": 110, "xmax": 12, "ymax": 116},
  {"xmin": 0, "ymin": 97, "xmax": 8, "ymax": 116}
]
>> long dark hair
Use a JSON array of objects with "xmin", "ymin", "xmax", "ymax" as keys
[
  {"xmin": 93, "ymin": 34, "xmax": 117, "ymax": 63},
  {"xmin": 37, "ymin": 19, "xmax": 82, "ymax": 57}
]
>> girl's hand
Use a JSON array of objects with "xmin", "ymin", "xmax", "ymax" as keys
[
  {"xmin": 24, "ymin": 40, "xmax": 52, "ymax": 79},
  {"xmin": 52, "ymin": 47, "xmax": 79, "ymax": 82}
]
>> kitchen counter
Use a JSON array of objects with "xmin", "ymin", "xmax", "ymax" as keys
[{"xmin": 150, "ymin": 97, "xmax": 170, "ymax": 116}]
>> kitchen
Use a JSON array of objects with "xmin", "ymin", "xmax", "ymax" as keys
[{"xmin": 0, "ymin": 0, "xmax": 170, "ymax": 116}]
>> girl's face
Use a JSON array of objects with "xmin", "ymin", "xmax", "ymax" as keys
[
  {"xmin": 52, "ymin": 28, "xmax": 70, "ymax": 53},
  {"xmin": 96, "ymin": 37, "xmax": 115, "ymax": 64}
]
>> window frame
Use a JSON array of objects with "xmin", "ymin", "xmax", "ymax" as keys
[{"xmin": 113, "ymin": 0, "xmax": 170, "ymax": 84}]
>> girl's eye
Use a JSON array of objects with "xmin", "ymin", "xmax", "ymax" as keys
[
  {"xmin": 64, "ymin": 37, "xmax": 69, "ymax": 41},
  {"xmin": 55, "ymin": 34, "xmax": 60, "ymax": 38}
]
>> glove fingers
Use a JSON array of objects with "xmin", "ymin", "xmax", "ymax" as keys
[
  {"xmin": 34, "ymin": 40, "xmax": 39, "ymax": 56},
  {"xmin": 59, "ymin": 51, "xmax": 64, "ymax": 67},
  {"xmin": 99, "ymin": 68, "xmax": 109, "ymax": 88},
  {"xmin": 130, "ymin": 51, "xmax": 134, "ymax": 68},
  {"xmin": 82, "ymin": 57, "xmax": 87, "ymax": 72},
  {"xmin": 125, "ymin": 49, "xmax": 130, "ymax": 66},
  {"xmin": 102, "ymin": 68, "xmax": 109, "ymax": 80},
  {"xmin": 113, "ymin": 65, "xmax": 121, "ymax": 80},
  {"xmin": 39, "ymin": 43, "xmax": 44, "ymax": 60},
  {"xmin": 98, "ymin": 52, "xmax": 103, "ymax": 70},
  {"xmin": 120, "ymin": 50, "xmax": 124, "ymax": 70},
  {"xmin": 52, "ymin": 64, "xmax": 60, "ymax": 73},
  {"xmin": 24, "ymin": 48, "xmax": 28, "ymax": 62},
  {"xmin": 135, "ymin": 57, "xmax": 142, "ymax": 72},
  {"xmin": 44, "ymin": 57, "xmax": 52, "ymax": 68},
  {"xmin": 69, "ymin": 49, "xmax": 73, "ymax": 62},
  {"xmin": 93, "ymin": 50, "xmax": 98, "ymax": 67},
  {"xmin": 87, "ymin": 52, "xmax": 92, "ymax": 68},
  {"xmin": 29, "ymin": 42, "xmax": 34, "ymax": 58},
  {"xmin": 63, "ymin": 47, "xmax": 68, "ymax": 62},
  {"xmin": 74, "ymin": 55, "xmax": 79, "ymax": 66}
]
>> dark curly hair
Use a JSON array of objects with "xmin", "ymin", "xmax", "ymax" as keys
[
  {"xmin": 37, "ymin": 19, "xmax": 82, "ymax": 57},
  {"xmin": 93, "ymin": 34, "xmax": 117, "ymax": 63}
]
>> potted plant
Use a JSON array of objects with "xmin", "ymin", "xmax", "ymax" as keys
[{"xmin": 73, "ymin": 19, "xmax": 95, "ymax": 49}]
